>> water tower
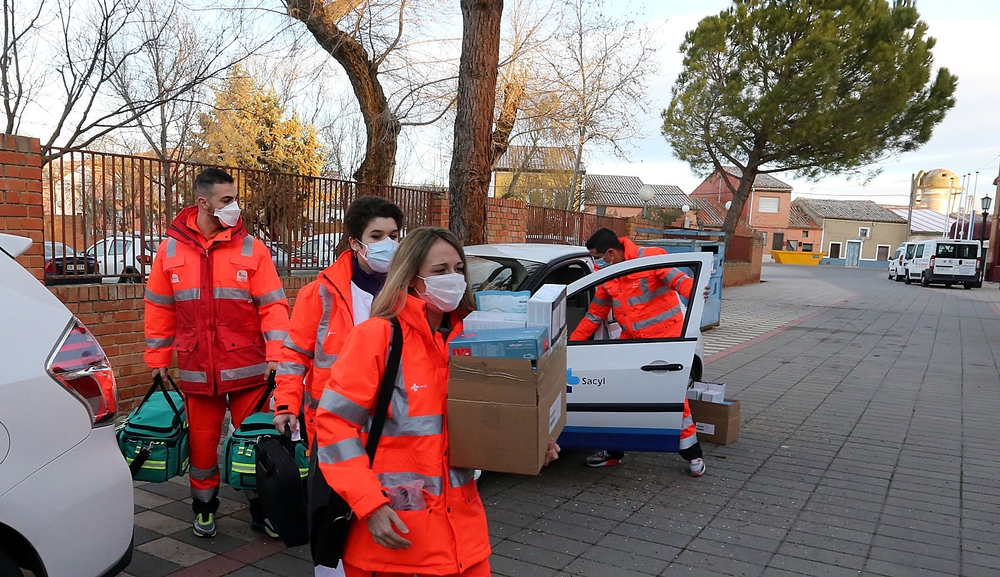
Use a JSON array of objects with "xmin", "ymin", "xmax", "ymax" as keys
[{"xmin": 914, "ymin": 168, "xmax": 963, "ymax": 214}]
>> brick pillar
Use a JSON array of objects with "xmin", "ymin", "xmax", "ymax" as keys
[
  {"xmin": 486, "ymin": 198, "xmax": 528, "ymax": 243},
  {"xmin": 0, "ymin": 135, "xmax": 44, "ymax": 280},
  {"xmin": 429, "ymin": 192, "xmax": 450, "ymax": 228}
]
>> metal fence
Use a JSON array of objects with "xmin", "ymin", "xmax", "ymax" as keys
[
  {"xmin": 525, "ymin": 205, "xmax": 627, "ymax": 245},
  {"xmin": 41, "ymin": 148, "xmax": 439, "ymax": 283}
]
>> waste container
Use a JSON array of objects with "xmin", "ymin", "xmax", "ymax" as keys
[{"xmin": 638, "ymin": 231, "xmax": 724, "ymax": 330}]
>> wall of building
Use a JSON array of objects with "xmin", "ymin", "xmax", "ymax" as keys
[
  {"xmin": 782, "ymin": 227, "xmax": 824, "ymax": 252},
  {"xmin": 821, "ymin": 220, "xmax": 907, "ymax": 260},
  {"xmin": 0, "ymin": 135, "xmax": 44, "ymax": 281}
]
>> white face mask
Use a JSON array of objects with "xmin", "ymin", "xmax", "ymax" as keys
[
  {"xmin": 214, "ymin": 200, "xmax": 241, "ymax": 227},
  {"xmin": 417, "ymin": 273, "xmax": 467, "ymax": 313},
  {"xmin": 358, "ymin": 237, "xmax": 398, "ymax": 273}
]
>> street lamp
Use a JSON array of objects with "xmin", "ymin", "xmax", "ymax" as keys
[
  {"xmin": 980, "ymin": 195, "xmax": 991, "ymax": 282},
  {"xmin": 639, "ymin": 185, "xmax": 655, "ymax": 219},
  {"xmin": 681, "ymin": 204, "xmax": 691, "ymax": 229}
]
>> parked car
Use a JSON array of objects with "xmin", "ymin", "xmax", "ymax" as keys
[
  {"xmin": 265, "ymin": 241, "xmax": 320, "ymax": 271},
  {"xmin": 0, "ymin": 233, "xmax": 134, "ymax": 577},
  {"xmin": 465, "ymin": 243, "xmax": 710, "ymax": 453},
  {"xmin": 43, "ymin": 241, "xmax": 100, "ymax": 285},
  {"xmin": 888, "ymin": 242, "xmax": 917, "ymax": 282},
  {"xmin": 300, "ymin": 233, "xmax": 341, "ymax": 268},
  {"xmin": 84, "ymin": 234, "xmax": 163, "ymax": 283},
  {"xmin": 908, "ymin": 238, "xmax": 982, "ymax": 289}
]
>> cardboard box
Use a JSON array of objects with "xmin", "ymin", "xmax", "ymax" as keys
[
  {"xmin": 447, "ymin": 339, "xmax": 567, "ymax": 475},
  {"xmin": 688, "ymin": 398, "xmax": 740, "ymax": 445},
  {"xmin": 700, "ymin": 390, "xmax": 725, "ymax": 403},
  {"xmin": 449, "ymin": 326, "xmax": 549, "ymax": 360},
  {"xmin": 475, "ymin": 290, "xmax": 530, "ymax": 314},
  {"xmin": 462, "ymin": 311, "xmax": 527, "ymax": 331},
  {"xmin": 528, "ymin": 284, "xmax": 567, "ymax": 341}
]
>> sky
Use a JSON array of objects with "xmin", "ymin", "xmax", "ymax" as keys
[{"xmin": 587, "ymin": 0, "xmax": 1000, "ymax": 208}]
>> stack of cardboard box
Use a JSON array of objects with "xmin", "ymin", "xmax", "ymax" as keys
[
  {"xmin": 687, "ymin": 382, "xmax": 740, "ymax": 445},
  {"xmin": 446, "ymin": 286, "xmax": 569, "ymax": 475}
]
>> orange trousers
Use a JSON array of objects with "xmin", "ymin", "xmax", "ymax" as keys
[
  {"xmin": 343, "ymin": 560, "xmax": 490, "ymax": 577},
  {"xmin": 186, "ymin": 385, "xmax": 269, "ymax": 505}
]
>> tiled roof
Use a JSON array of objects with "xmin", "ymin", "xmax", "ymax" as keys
[
  {"xmin": 722, "ymin": 166, "xmax": 792, "ymax": 191},
  {"xmin": 691, "ymin": 197, "xmax": 727, "ymax": 227},
  {"xmin": 795, "ymin": 198, "xmax": 906, "ymax": 224},
  {"xmin": 589, "ymin": 181, "xmax": 693, "ymax": 209},
  {"xmin": 788, "ymin": 203, "xmax": 820, "ymax": 229},
  {"xmin": 886, "ymin": 207, "xmax": 955, "ymax": 234},
  {"xmin": 494, "ymin": 145, "xmax": 579, "ymax": 173}
]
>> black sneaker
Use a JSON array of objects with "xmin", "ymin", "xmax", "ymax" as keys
[
  {"xmin": 250, "ymin": 517, "xmax": 279, "ymax": 539},
  {"xmin": 585, "ymin": 450, "xmax": 624, "ymax": 467}
]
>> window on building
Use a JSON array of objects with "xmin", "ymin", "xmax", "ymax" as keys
[
  {"xmin": 802, "ymin": 230, "xmax": 809, "ymax": 237},
  {"xmin": 595, "ymin": 205, "xmax": 606, "ymax": 216},
  {"xmin": 759, "ymin": 196, "xmax": 780, "ymax": 213},
  {"xmin": 859, "ymin": 226, "xmax": 871, "ymax": 238},
  {"xmin": 803, "ymin": 243, "xmax": 814, "ymax": 252}
]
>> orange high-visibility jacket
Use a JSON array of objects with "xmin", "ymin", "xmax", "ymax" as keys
[
  {"xmin": 314, "ymin": 294, "xmax": 490, "ymax": 574},
  {"xmin": 273, "ymin": 251, "xmax": 358, "ymax": 430},
  {"xmin": 144, "ymin": 207, "xmax": 290, "ymax": 395},
  {"xmin": 571, "ymin": 237, "xmax": 694, "ymax": 341}
]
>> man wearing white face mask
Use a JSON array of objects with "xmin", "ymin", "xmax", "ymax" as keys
[
  {"xmin": 145, "ymin": 168, "xmax": 290, "ymax": 539},
  {"xmin": 272, "ymin": 196, "xmax": 403, "ymax": 577}
]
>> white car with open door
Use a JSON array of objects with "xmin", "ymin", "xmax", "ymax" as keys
[
  {"xmin": 465, "ymin": 244, "xmax": 709, "ymax": 453},
  {"xmin": 559, "ymin": 251, "xmax": 711, "ymax": 452}
]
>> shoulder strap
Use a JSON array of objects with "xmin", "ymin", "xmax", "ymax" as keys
[
  {"xmin": 145, "ymin": 374, "xmax": 184, "ymax": 426},
  {"xmin": 364, "ymin": 318, "xmax": 403, "ymax": 464}
]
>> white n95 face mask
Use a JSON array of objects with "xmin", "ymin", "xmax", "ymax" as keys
[
  {"xmin": 359, "ymin": 237, "xmax": 398, "ymax": 273},
  {"xmin": 214, "ymin": 200, "xmax": 241, "ymax": 227},
  {"xmin": 417, "ymin": 273, "xmax": 467, "ymax": 313}
]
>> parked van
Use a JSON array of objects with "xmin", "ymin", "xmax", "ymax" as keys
[
  {"xmin": 888, "ymin": 242, "xmax": 917, "ymax": 282},
  {"xmin": 907, "ymin": 239, "xmax": 982, "ymax": 289}
]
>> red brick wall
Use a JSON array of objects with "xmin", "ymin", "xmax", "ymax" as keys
[
  {"xmin": 49, "ymin": 275, "xmax": 317, "ymax": 411},
  {"xmin": 0, "ymin": 135, "xmax": 44, "ymax": 280},
  {"xmin": 486, "ymin": 197, "xmax": 528, "ymax": 243},
  {"xmin": 429, "ymin": 193, "xmax": 449, "ymax": 228}
]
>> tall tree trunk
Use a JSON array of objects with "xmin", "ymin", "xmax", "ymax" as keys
[
  {"xmin": 721, "ymin": 166, "xmax": 758, "ymax": 248},
  {"xmin": 566, "ymin": 129, "xmax": 585, "ymax": 210},
  {"xmin": 449, "ymin": 0, "xmax": 503, "ymax": 244},
  {"xmin": 287, "ymin": 0, "xmax": 399, "ymax": 186},
  {"xmin": 489, "ymin": 70, "xmax": 524, "ymax": 169}
]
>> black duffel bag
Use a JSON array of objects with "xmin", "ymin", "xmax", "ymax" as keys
[{"xmin": 257, "ymin": 425, "xmax": 310, "ymax": 547}]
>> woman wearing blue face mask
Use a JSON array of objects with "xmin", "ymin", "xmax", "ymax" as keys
[{"xmin": 273, "ymin": 195, "xmax": 403, "ymax": 577}]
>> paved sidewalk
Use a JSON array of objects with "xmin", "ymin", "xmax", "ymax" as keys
[{"xmin": 123, "ymin": 263, "xmax": 1000, "ymax": 576}]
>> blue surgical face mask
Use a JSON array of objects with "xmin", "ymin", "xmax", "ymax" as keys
[
  {"xmin": 358, "ymin": 237, "xmax": 398, "ymax": 273},
  {"xmin": 593, "ymin": 257, "xmax": 608, "ymax": 270}
]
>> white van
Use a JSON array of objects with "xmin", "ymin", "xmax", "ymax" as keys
[
  {"xmin": 890, "ymin": 242, "xmax": 918, "ymax": 282},
  {"xmin": 907, "ymin": 239, "xmax": 983, "ymax": 289}
]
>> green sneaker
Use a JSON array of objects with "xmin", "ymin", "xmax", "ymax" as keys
[
  {"xmin": 250, "ymin": 517, "xmax": 279, "ymax": 539},
  {"xmin": 193, "ymin": 512, "xmax": 217, "ymax": 538}
]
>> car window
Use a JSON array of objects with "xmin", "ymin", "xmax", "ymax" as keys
[
  {"xmin": 905, "ymin": 244, "xmax": 917, "ymax": 259},
  {"xmin": 467, "ymin": 256, "xmax": 541, "ymax": 292},
  {"xmin": 87, "ymin": 240, "xmax": 106, "ymax": 258},
  {"xmin": 44, "ymin": 242, "xmax": 76, "ymax": 259},
  {"xmin": 144, "ymin": 239, "xmax": 162, "ymax": 252},
  {"xmin": 916, "ymin": 244, "xmax": 924, "ymax": 258},
  {"xmin": 108, "ymin": 239, "xmax": 127, "ymax": 255},
  {"xmin": 539, "ymin": 262, "xmax": 592, "ymax": 333},
  {"xmin": 571, "ymin": 261, "xmax": 699, "ymax": 342},
  {"xmin": 937, "ymin": 243, "xmax": 977, "ymax": 259}
]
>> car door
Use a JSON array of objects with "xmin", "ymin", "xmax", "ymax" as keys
[{"xmin": 560, "ymin": 252, "xmax": 711, "ymax": 453}]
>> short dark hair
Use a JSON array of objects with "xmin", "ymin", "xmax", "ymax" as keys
[
  {"xmin": 192, "ymin": 168, "xmax": 234, "ymax": 199},
  {"xmin": 586, "ymin": 228, "xmax": 623, "ymax": 253},
  {"xmin": 345, "ymin": 196, "xmax": 404, "ymax": 239}
]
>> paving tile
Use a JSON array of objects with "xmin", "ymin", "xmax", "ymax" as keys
[
  {"xmin": 134, "ymin": 510, "xmax": 190, "ymax": 536},
  {"xmin": 252, "ymin": 552, "xmax": 314, "ymax": 576},
  {"xmin": 168, "ymin": 527, "xmax": 248, "ymax": 555},
  {"xmin": 490, "ymin": 554, "xmax": 560, "ymax": 577},
  {"xmin": 492, "ymin": 539, "xmax": 575, "ymax": 570},
  {"xmin": 670, "ymin": 550, "xmax": 765, "ymax": 577},
  {"xmin": 133, "ymin": 488, "xmax": 177, "ymax": 509},
  {"xmin": 509, "ymin": 529, "xmax": 593, "ymax": 557},
  {"xmin": 166, "ymin": 555, "xmax": 246, "ymax": 577},
  {"xmin": 141, "ymin": 481, "xmax": 192, "ymax": 501},
  {"xmin": 136, "ymin": 536, "xmax": 217, "ymax": 567},
  {"xmin": 123, "ymin": 550, "xmax": 181, "ymax": 577}
]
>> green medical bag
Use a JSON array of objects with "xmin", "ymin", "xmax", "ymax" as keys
[{"xmin": 116, "ymin": 375, "xmax": 189, "ymax": 483}]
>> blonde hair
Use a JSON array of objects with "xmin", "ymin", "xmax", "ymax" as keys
[{"xmin": 370, "ymin": 227, "xmax": 476, "ymax": 319}]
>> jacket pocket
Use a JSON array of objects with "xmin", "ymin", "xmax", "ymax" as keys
[{"xmin": 217, "ymin": 325, "xmax": 265, "ymax": 352}]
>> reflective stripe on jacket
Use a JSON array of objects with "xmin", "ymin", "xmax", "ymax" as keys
[
  {"xmin": 143, "ymin": 206, "xmax": 290, "ymax": 394},
  {"xmin": 314, "ymin": 294, "xmax": 490, "ymax": 574},
  {"xmin": 571, "ymin": 237, "xmax": 694, "ymax": 340},
  {"xmin": 273, "ymin": 251, "xmax": 357, "ymax": 430}
]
